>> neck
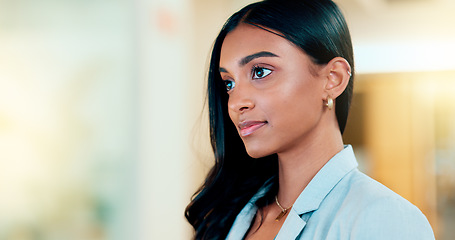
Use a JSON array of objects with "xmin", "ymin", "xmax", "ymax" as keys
[{"xmin": 275, "ymin": 116, "xmax": 344, "ymax": 207}]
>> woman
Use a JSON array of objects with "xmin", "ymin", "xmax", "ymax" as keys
[{"xmin": 185, "ymin": 0, "xmax": 435, "ymax": 239}]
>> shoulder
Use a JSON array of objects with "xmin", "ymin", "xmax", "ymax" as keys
[
  {"xmin": 341, "ymin": 169, "xmax": 405, "ymax": 204},
  {"xmin": 335, "ymin": 169, "xmax": 435, "ymax": 239}
]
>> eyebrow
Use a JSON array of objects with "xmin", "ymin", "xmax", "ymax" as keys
[{"xmin": 219, "ymin": 51, "xmax": 279, "ymax": 73}]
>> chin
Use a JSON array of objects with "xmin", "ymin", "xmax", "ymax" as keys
[{"xmin": 244, "ymin": 146, "xmax": 273, "ymax": 159}]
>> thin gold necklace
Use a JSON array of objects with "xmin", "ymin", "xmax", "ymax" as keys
[{"xmin": 274, "ymin": 196, "xmax": 292, "ymax": 221}]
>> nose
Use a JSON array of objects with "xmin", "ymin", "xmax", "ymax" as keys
[{"xmin": 227, "ymin": 83, "xmax": 255, "ymax": 114}]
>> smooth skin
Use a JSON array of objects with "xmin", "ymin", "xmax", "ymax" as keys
[{"xmin": 219, "ymin": 23, "xmax": 351, "ymax": 239}]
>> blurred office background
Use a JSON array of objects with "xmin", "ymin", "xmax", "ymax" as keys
[{"xmin": 0, "ymin": 0, "xmax": 454, "ymax": 239}]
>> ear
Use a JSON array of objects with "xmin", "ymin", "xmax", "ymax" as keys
[{"xmin": 323, "ymin": 57, "xmax": 352, "ymax": 99}]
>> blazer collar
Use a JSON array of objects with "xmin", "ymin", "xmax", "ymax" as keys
[
  {"xmin": 292, "ymin": 145, "xmax": 358, "ymax": 215},
  {"xmin": 275, "ymin": 145, "xmax": 358, "ymax": 239}
]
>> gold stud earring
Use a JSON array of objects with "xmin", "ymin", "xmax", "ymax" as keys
[{"xmin": 326, "ymin": 97, "xmax": 333, "ymax": 110}]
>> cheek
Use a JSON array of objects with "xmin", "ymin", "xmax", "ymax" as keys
[{"xmin": 267, "ymin": 81, "xmax": 321, "ymax": 125}]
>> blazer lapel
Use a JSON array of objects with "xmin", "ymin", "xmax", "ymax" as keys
[{"xmin": 274, "ymin": 208, "xmax": 306, "ymax": 240}]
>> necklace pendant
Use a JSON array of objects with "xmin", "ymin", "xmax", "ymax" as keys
[{"xmin": 275, "ymin": 209, "xmax": 288, "ymax": 221}]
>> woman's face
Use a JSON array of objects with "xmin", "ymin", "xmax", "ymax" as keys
[{"xmin": 219, "ymin": 23, "xmax": 327, "ymax": 158}]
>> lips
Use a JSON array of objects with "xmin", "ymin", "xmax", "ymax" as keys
[{"xmin": 238, "ymin": 121, "xmax": 267, "ymax": 137}]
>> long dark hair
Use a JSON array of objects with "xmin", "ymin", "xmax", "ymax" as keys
[{"xmin": 185, "ymin": 0, "xmax": 355, "ymax": 239}]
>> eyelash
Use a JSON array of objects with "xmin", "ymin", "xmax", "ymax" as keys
[
  {"xmin": 222, "ymin": 65, "xmax": 273, "ymax": 93},
  {"xmin": 223, "ymin": 79, "xmax": 235, "ymax": 92},
  {"xmin": 251, "ymin": 65, "xmax": 272, "ymax": 79}
]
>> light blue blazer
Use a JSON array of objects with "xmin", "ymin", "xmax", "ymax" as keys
[{"xmin": 226, "ymin": 145, "xmax": 435, "ymax": 240}]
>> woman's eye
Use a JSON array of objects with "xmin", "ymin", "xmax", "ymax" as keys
[
  {"xmin": 223, "ymin": 80, "xmax": 235, "ymax": 92},
  {"xmin": 252, "ymin": 66, "xmax": 272, "ymax": 79}
]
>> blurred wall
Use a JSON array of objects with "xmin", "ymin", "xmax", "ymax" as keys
[
  {"xmin": 337, "ymin": 0, "xmax": 455, "ymax": 73},
  {"xmin": 0, "ymin": 0, "xmax": 136, "ymax": 239},
  {"xmin": 135, "ymin": 0, "xmax": 194, "ymax": 238}
]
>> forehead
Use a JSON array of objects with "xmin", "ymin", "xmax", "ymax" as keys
[{"xmin": 219, "ymin": 23, "xmax": 302, "ymax": 66}]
